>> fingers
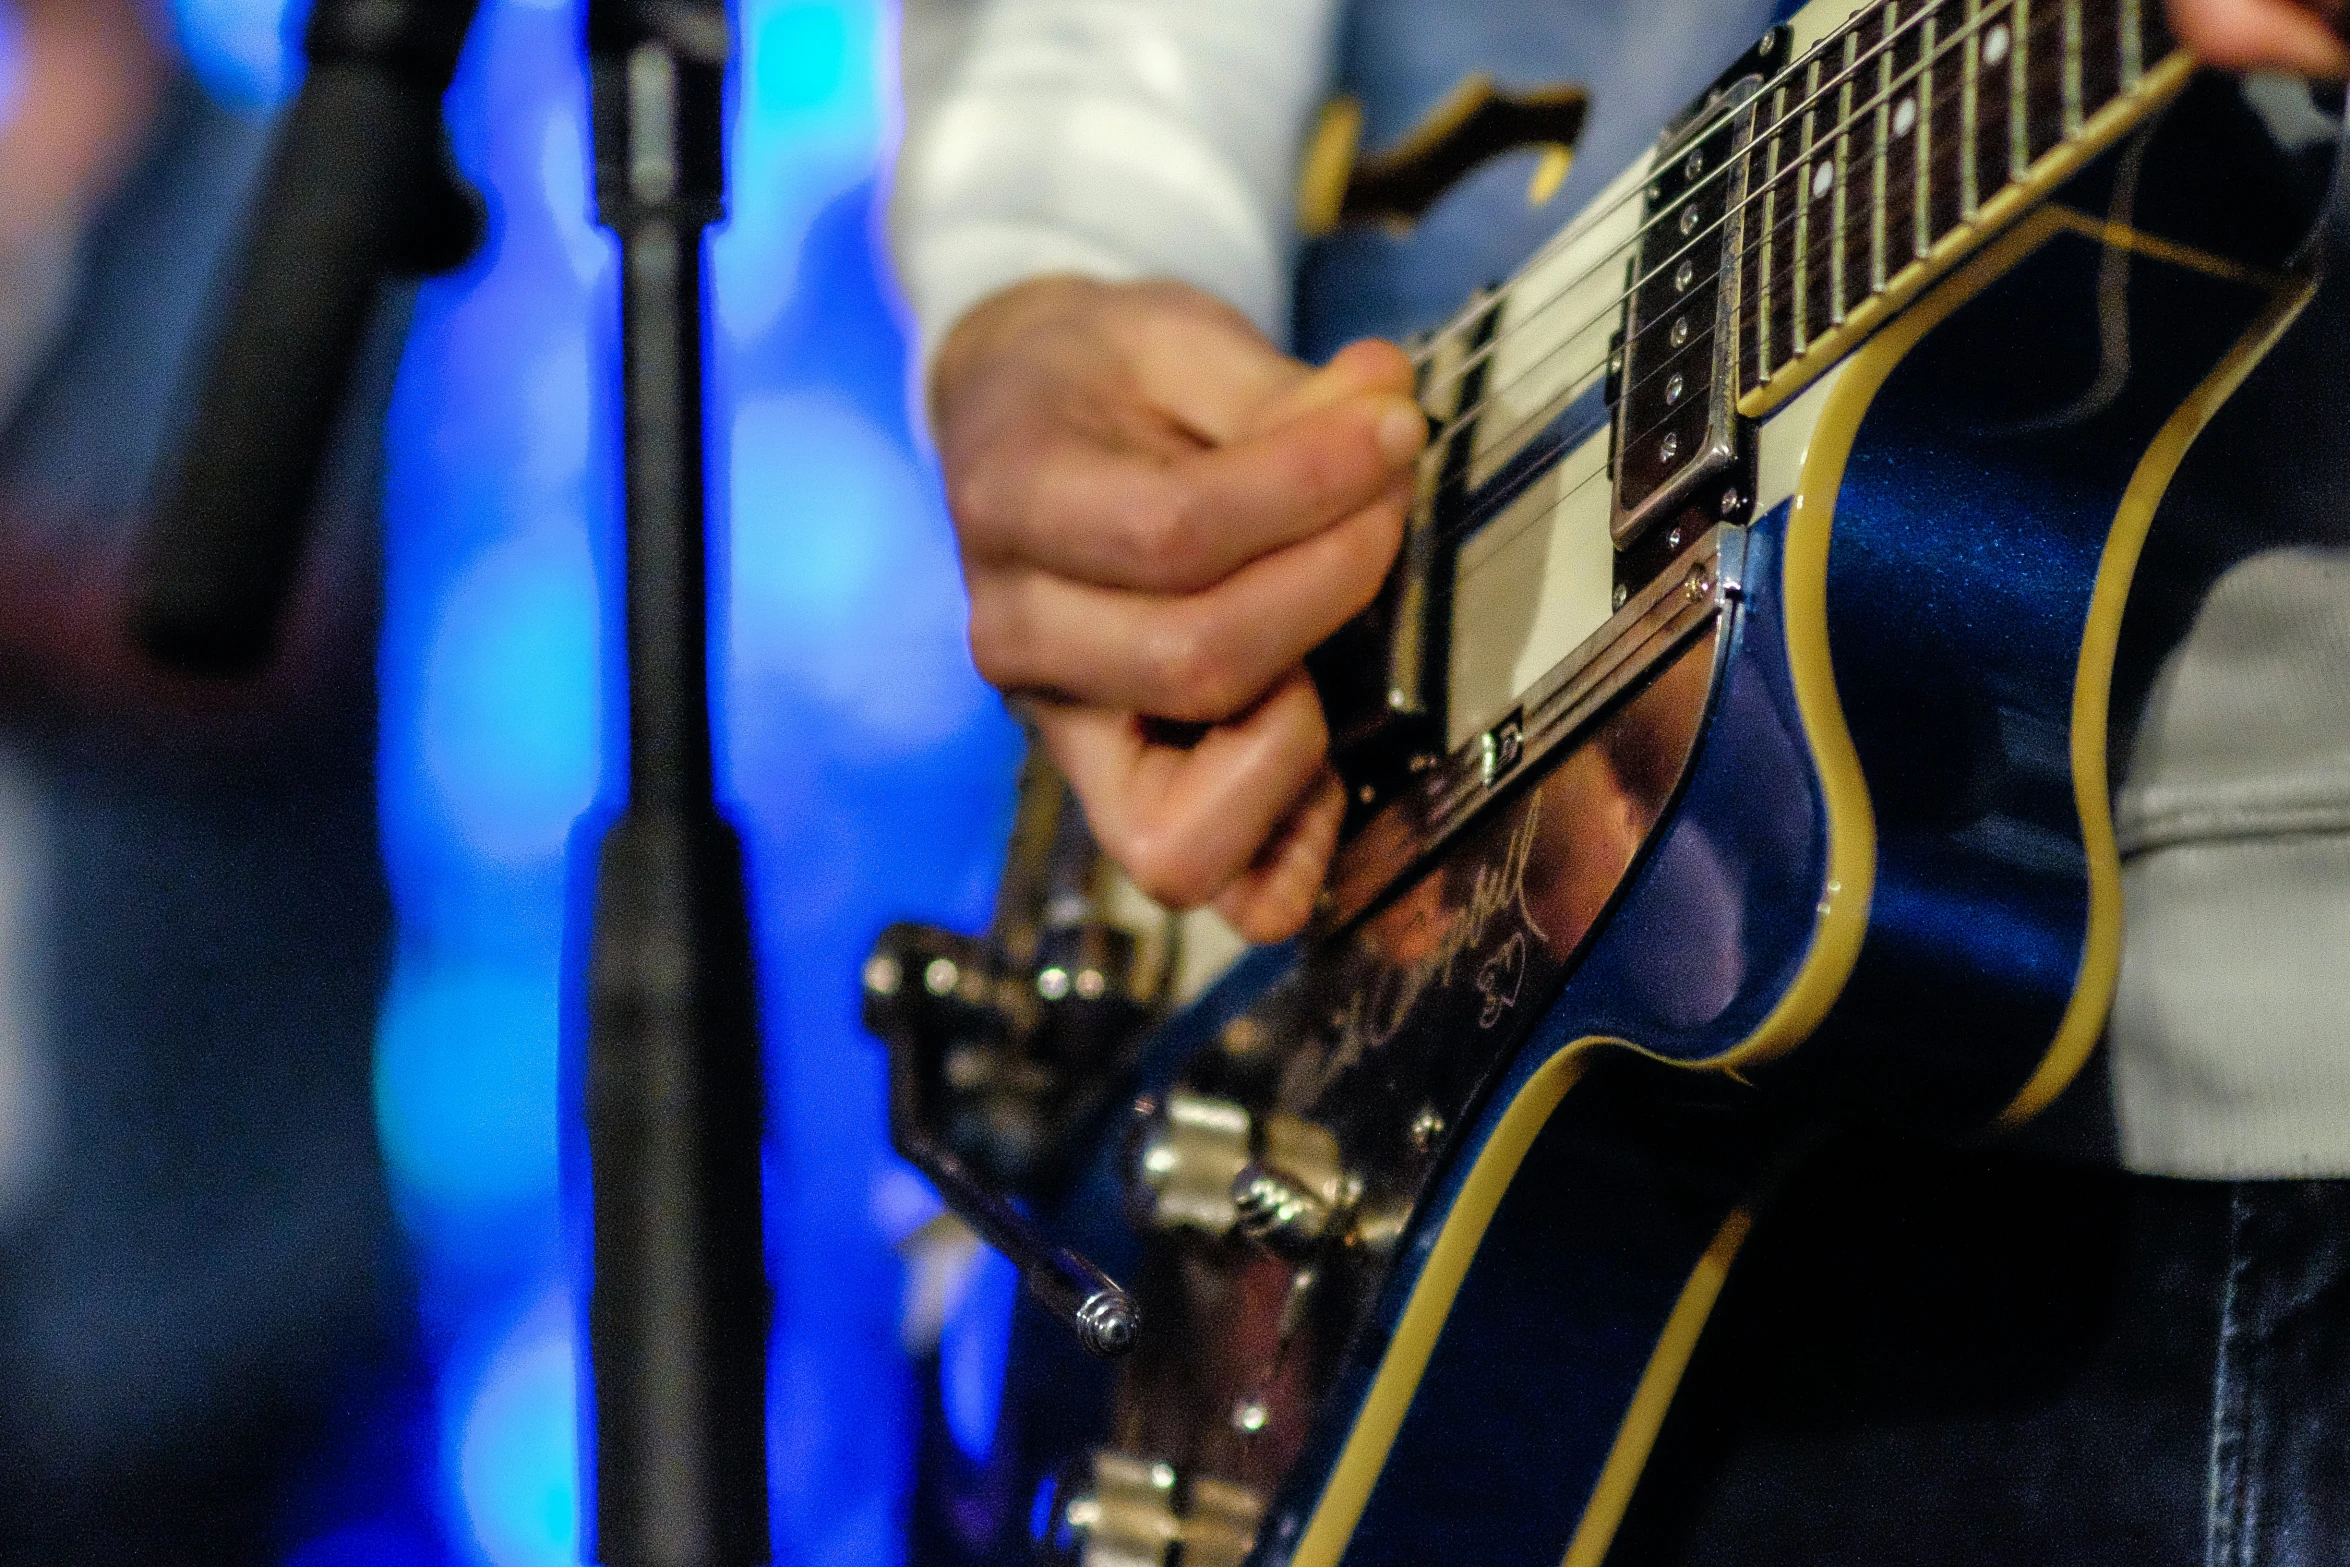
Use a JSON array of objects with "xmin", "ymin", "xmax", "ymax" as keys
[
  {"xmin": 1214, "ymin": 769, "xmax": 1347, "ymax": 943},
  {"xmin": 1119, "ymin": 286, "xmax": 1313, "ymax": 444},
  {"xmin": 932, "ymin": 281, "xmax": 1422, "ymax": 925},
  {"xmin": 2167, "ymin": 0, "xmax": 2350, "ymax": 74},
  {"xmin": 969, "ymin": 488, "xmax": 1406, "ymax": 721},
  {"xmin": 1035, "ymin": 671, "xmax": 1331, "ymax": 914},
  {"xmin": 953, "ymin": 382, "xmax": 1425, "ymax": 596},
  {"xmin": 1112, "ymin": 288, "xmax": 1415, "ymax": 447},
  {"xmin": 1239, "ymin": 338, "xmax": 1418, "ymax": 439}
]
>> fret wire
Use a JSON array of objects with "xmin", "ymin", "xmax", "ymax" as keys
[
  {"xmin": 1425, "ymin": 0, "xmax": 2107, "ymax": 443},
  {"xmin": 1410, "ymin": 0, "xmax": 1984, "ymax": 384},
  {"xmin": 1915, "ymin": 4, "xmax": 1936, "ymax": 258},
  {"xmin": 1759, "ymin": 85, "xmax": 1784, "ymax": 377},
  {"xmin": 1728, "ymin": 85, "xmax": 1761, "ymax": 393},
  {"xmin": 2121, "ymin": 0, "xmax": 2141, "ymax": 85},
  {"xmin": 1451, "ymin": 0, "xmax": 2084, "ymax": 469},
  {"xmin": 1961, "ymin": 0, "xmax": 1981, "ymax": 214},
  {"xmin": 1872, "ymin": 8, "xmax": 1892, "ymax": 292},
  {"xmin": 1839, "ymin": 13, "xmax": 1875, "ymax": 315},
  {"xmin": 2012, "ymin": 0, "xmax": 2031, "ymax": 179},
  {"xmin": 1831, "ymin": 37, "xmax": 1854, "ymax": 326},
  {"xmin": 2063, "ymin": 0, "xmax": 2085, "ymax": 132},
  {"xmin": 1797, "ymin": 57, "xmax": 1818, "ymax": 348}
]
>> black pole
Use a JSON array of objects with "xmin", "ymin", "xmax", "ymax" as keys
[{"xmin": 581, "ymin": 5, "xmax": 770, "ymax": 1566}]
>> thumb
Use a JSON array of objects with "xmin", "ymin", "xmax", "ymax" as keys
[{"xmin": 1241, "ymin": 338, "xmax": 1420, "ymax": 440}]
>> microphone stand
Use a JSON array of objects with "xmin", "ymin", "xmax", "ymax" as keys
[
  {"xmin": 134, "ymin": 0, "xmax": 772, "ymax": 1554},
  {"xmin": 580, "ymin": 4, "xmax": 770, "ymax": 1565}
]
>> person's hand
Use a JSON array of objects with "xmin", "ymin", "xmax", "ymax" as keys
[
  {"xmin": 2168, "ymin": 0, "xmax": 2350, "ymax": 76},
  {"xmin": 932, "ymin": 277, "xmax": 1426, "ymax": 942}
]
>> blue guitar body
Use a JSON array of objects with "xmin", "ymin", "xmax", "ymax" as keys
[{"xmin": 884, "ymin": 14, "xmax": 2336, "ymax": 1566}]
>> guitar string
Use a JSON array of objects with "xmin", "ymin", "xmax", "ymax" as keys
[
  {"xmin": 1421, "ymin": 0, "xmax": 2070, "ymax": 446},
  {"xmin": 1401, "ymin": 0, "xmax": 1943, "ymax": 375},
  {"xmin": 1406, "ymin": 0, "xmax": 1999, "ymax": 395},
  {"xmin": 1612, "ymin": 0, "xmax": 2090, "ymax": 451},
  {"xmin": 1407, "ymin": 0, "xmax": 2061, "ymax": 484},
  {"xmin": 1437, "ymin": 3, "xmax": 2117, "ymax": 548},
  {"xmin": 1411, "ymin": 0, "xmax": 2128, "ymax": 421},
  {"xmin": 1428, "ymin": 0, "xmax": 2083, "ymax": 497}
]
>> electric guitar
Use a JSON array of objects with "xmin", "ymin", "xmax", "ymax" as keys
[{"xmin": 866, "ymin": 0, "xmax": 2337, "ymax": 1560}]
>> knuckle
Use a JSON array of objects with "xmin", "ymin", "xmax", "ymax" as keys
[
  {"xmin": 1143, "ymin": 614, "xmax": 1241, "ymax": 719},
  {"xmin": 1116, "ymin": 826, "xmax": 1215, "ymax": 912},
  {"xmin": 1119, "ymin": 484, "xmax": 1207, "ymax": 588},
  {"xmin": 964, "ymin": 600, "xmax": 1023, "ymax": 689},
  {"xmin": 946, "ymin": 465, "xmax": 1018, "ymax": 552},
  {"xmin": 1297, "ymin": 427, "xmax": 1361, "ymax": 496}
]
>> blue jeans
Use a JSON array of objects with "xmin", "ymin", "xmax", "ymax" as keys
[{"xmin": 1612, "ymin": 1140, "xmax": 2350, "ymax": 1565}]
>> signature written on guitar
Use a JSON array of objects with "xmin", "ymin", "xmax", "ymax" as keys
[{"xmin": 1322, "ymin": 796, "xmax": 1551, "ymax": 1087}]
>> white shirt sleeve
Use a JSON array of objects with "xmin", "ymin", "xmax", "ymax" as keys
[{"xmin": 891, "ymin": 0, "xmax": 1344, "ymax": 379}]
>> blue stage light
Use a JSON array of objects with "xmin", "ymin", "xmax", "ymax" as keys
[
  {"xmin": 374, "ymin": 956, "xmax": 563, "ymax": 1247},
  {"xmin": 0, "ymin": 5, "xmax": 25, "ymax": 130},
  {"xmin": 940, "ymin": 1246, "xmax": 1017, "ymax": 1461},
  {"xmin": 717, "ymin": 0, "xmax": 883, "ymax": 338},
  {"xmin": 450, "ymin": 1297, "xmax": 580, "ymax": 1567},
  {"xmin": 418, "ymin": 533, "xmax": 603, "ymax": 864},
  {"xmin": 285, "ymin": 1522, "xmax": 442, "ymax": 1567},
  {"xmin": 170, "ymin": 0, "xmax": 303, "ymax": 110}
]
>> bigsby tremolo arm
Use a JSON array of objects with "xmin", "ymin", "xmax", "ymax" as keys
[{"xmin": 864, "ymin": 743, "xmax": 1180, "ymax": 1357}]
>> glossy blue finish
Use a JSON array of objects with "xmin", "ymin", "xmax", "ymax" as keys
[
  {"xmin": 1803, "ymin": 222, "xmax": 2282, "ymax": 1126},
  {"xmin": 1313, "ymin": 117, "xmax": 2301, "ymax": 1566}
]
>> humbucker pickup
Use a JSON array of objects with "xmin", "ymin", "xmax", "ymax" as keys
[{"xmin": 1610, "ymin": 62, "xmax": 1771, "ymax": 545}]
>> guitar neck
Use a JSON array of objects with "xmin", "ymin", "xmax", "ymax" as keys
[{"xmin": 1734, "ymin": 0, "xmax": 2182, "ymax": 410}]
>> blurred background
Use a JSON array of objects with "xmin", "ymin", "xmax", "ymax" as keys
[{"xmin": 17, "ymin": 0, "xmax": 1011, "ymax": 1562}]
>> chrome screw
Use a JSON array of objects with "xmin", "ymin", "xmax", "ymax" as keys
[{"xmin": 1409, "ymin": 1106, "xmax": 1446, "ymax": 1153}]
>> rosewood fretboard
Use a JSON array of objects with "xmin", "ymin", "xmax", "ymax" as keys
[{"xmin": 1733, "ymin": 0, "xmax": 2177, "ymax": 398}]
